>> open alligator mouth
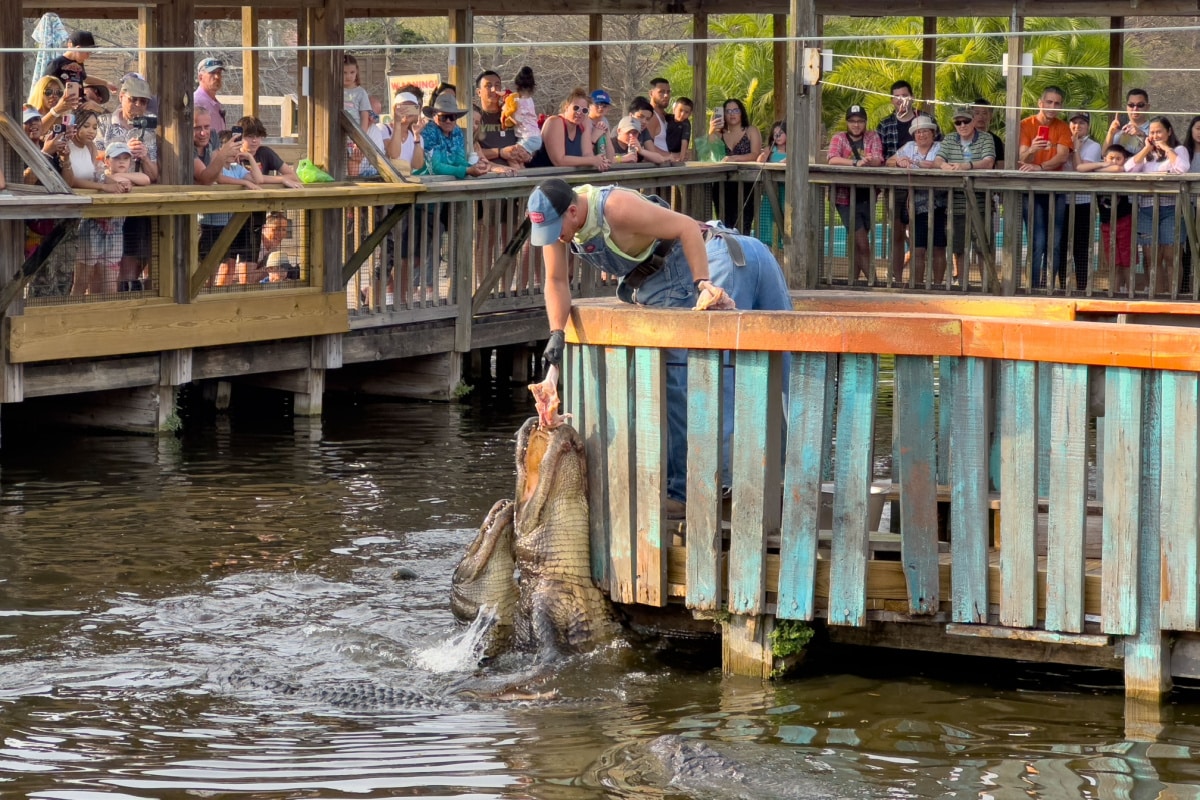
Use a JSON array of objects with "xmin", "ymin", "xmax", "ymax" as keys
[{"xmin": 450, "ymin": 385, "xmax": 619, "ymax": 663}]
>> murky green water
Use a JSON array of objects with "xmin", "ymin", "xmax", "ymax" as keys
[{"xmin": 1, "ymin": 383, "xmax": 1199, "ymax": 799}]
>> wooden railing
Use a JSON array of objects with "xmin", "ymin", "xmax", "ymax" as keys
[
  {"xmin": 561, "ymin": 293, "xmax": 1200, "ymax": 697},
  {"xmin": 735, "ymin": 163, "xmax": 1200, "ymax": 301}
]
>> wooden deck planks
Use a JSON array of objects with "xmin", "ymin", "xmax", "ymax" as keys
[
  {"xmin": 581, "ymin": 344, "xmax": 610, "ymax": 588},
  {"xmin": 779, "ymin": 352, "xmax": 834, "ymax": 620},
  {"xmin": 604, "ymin": 346, "xmax": 636, "ymax": 603},
  {"xmin": 950, "ymin": 356, "xmax": 990, "ymax": 623},
  {"xmin": 1102, "ymin": 366, "xmax": 1143, "ymax": 636},
  {"xmin": 999, "ymin": 359, "xmax": 1039, "ymax": 628},
  {"xmin": 828, "ymin": 353, "xmax": 878, "ymax": 627},
  {"xmin": 894, "ymin": 355, "xmax": 940, "ymax": 615},
  {"xmin": 727, "ymin": 350, "xmax": 783, "ymax": 616},
  {"xmin": 633, "ymin": 348, "xmax": 667, "ymax": 606},
  {"xmin": 1045, "ymin": 362, "xmax": 1089, "ymax": 633},
  {"xmin": 685, "ymin": 350, "xmax": 724, "ymax": 611},
  {"xmin": 1160, "ymin": 371, "xmax": 1200, "ymax": 632}
]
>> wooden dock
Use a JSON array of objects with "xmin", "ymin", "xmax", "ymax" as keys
[{"xmin": 562, "ymin": 292, "xmax": 1200, "ymax": 704}]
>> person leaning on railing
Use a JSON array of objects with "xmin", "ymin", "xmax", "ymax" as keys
[
  {"xmin": 827, "ymin": 104, "xmax": 883, "ymax": 284},
  {"xmin": 420, "ymin": 92, "xmax": 489, "ymax": 179},
  {"xmin": 1123, "ymin": 115, "xmax": 1188, "ymax": 296},
  {"xmin": 526, "ymin": 87, "xmax": 611, "ymax": 171},
  {"xmin": 936, "ymin": 105, "xmax": 996, "ymax": 285},
  {"xmin": 527, "ymin": 177, "xmax": 792, "ymax": 521}
]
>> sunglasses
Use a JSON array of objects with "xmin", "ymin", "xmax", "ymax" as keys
[
  {"xmin": 1127, "ymin": 102, "xmax": 1147, "ymax": 109},
  {"xmin": 571, "ymin": 105, "xmax": 587, "ymax": 114},
  {"xmin": 46, "ymin": 90, "xmax": 63, "ymax": 97},
  {"xmin": 953, "ymin": 119, "xmax": 973, "ymax": 126},
  {"xmin": 435, "ymin": 113, "xmax": 457, "ymax": 122}
]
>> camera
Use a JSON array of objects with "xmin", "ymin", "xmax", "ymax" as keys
[{"xmin": 131, "ymin": 115, "xmax": 157, "ymax": 142}]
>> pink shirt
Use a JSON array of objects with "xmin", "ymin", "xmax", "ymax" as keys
[{"xmin": 193, "ymin": 87, "xmax": 225, "ymax": 135}]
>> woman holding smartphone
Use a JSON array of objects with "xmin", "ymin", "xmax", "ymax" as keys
[{"xmin": 1124, "ymin": 115, "xmax": 1188, "ymax": 295}]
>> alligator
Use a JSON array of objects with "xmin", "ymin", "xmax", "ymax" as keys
[
  {"xmin": 645, "ymin": 734, "xmax": 877, "ymax": 800},
  {"xmin": 451, "ymin": 498, "xmax": 518, "ymax": 655},
  {"xmin": 451, "ymin": 367, "xmax": 620, "ymax": 662},
  {"xmin": 208, "ymin": 665, "xmax": 561, "ymax": 711}
]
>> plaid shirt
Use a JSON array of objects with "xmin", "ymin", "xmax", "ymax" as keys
[{"xmin": 876, "ymin": 111, "xmax": 941, "ymax": 159}]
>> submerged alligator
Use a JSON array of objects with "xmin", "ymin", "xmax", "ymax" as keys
[
  {"xmin": 452, "ymin": 367, "xmax": 621, "ymax": 661},
  {"xmin": 643, "ymin": 734, "xmax": 879, "ymax": 800}
]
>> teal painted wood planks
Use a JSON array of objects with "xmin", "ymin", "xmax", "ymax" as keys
[
  {"xmin": 828, "ymin": 353, "xmax": 878, "ymax": 627},
  {"xmin": 686, "ymin": 349, "xmax": 724, "ymax": 611},
  {"xmin": 1045, "ymin": 362, "xmax": 1089, "ymax": 634},
  {"xmin": 894, "ymin": 355, "xmax": 940, "ymax": 616}
]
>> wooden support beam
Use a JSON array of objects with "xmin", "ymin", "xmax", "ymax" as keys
[
  {"xmin": 692, "ymin": 14, "xmax": 708, "ymax": 114},
  {"xmin": 295, "ymin": 6, "xmax": 309, "ymax": 147},
  {"xmin": 306, "ymin": 0, "xmax": 344, "ymax": 178},
  {"xmin": 921, "ymin": 17, "xmax": 936, "ymax": 104},
  {"xmin": 0, "ymin": 220, "xmax": 75, "ymax": 316},
  {"xmin": 448, "ymin": 10, "xmax": 471, "ymax": 101},
  {"xmin": 242, "ymin": 7, "xmax": 261, "ymax": 120},
  {"xmin": 188, "ymin": 212, "xmax": 251, "ymax": 297},
  {"xmin": 772, "ymin": 14, "xmax": 786, "ymax": 126},
  {"xmin": 1108, "ymin": 18, "xmax": 1125, "ymax": 115},
  {"xmin": 1, "ymin": 0, "xmax": 22, "ymax": 176},
  {"xmin": 1000, "ymin": 16, "xmax": 1023, "ymax": 294},
  {"xmin": 137, "ymin": 6, "xmax": 155, "ymax": 83},
  {"xmin": 722, "ymin": 614, "xmax": 773, "ymax": 679},
  {"xmin": 0, "ymin": 112, "xmax": 71, "ymax": 193},
  {"xmin": 786, "ymin": 0, "xmax": 817, "ymax": 289},
  {"xmin": 339, "ymin": 201, "xmax": 412, "ymax": 285},
  {"xmin": 157, "ymin": 0, "xmax": 195, "ymax": 187},
  {"xmin": 340, "ymin": 109, "xmax": 409, "ymax": 182},
  {"xmin": 472, "ymin": 217, "xmax": 531, "ymax": 314},
  {"xmin": 588, "ymin": 16, "xmax": 603, "ymax": 92}
]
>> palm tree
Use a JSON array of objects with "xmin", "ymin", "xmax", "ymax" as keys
[
  {"xmin": 661, "ymin": 14, "xmax": 779, "ymax": 128},
  {"xmin": 822, "ymin": 16, "xmax": 1143, "ymax": 133}
]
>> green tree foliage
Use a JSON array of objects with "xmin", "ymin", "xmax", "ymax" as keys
[
  {"xmin": 822, "ymin": 16, "xmax": 1144, "ymax": 132},
  {"xmin": 661, "ymin": 14, "xmax": 780, "ymax": 128}
]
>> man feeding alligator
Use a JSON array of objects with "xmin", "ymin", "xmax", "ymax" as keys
[
  {"xmin": 449, "ymin": 179, "xmax": 792, "ymax": 667},
  {"xmin": 528, "ymin": 177, "xmax": 793, "ymax": 520}
]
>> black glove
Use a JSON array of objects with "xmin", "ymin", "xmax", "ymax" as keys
[{"xmin": 543, "ymin": 330, "xmax": 565, "ymax": 368}]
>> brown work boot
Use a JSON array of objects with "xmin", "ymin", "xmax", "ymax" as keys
[{"xmin": 664, "ymin": 498, "xmax": 687, "ymax": 520}]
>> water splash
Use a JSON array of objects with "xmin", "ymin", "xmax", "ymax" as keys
[{"xmin": 413, "ymin": 606, "xmax": 498, "ymax": 673}]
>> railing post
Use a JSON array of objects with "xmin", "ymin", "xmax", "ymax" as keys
[
  {"xmin": 1125, "ymin": 371, "xmax": 1171, "ymax": 702},
  {"xmin": 787, "ymin": 0, "xmax": 819, "ymax": 289}
]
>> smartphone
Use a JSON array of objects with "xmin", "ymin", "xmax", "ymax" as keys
[
  {"xmin": 230, "ymin": 125, "xmax": 244, "ymax": 140},
  {"xmin": 1036, "ymin": 125, "xmax": 1050, "ymax": 141},
  {"xmin": 61, "ymin": 112, "xmax": 75, "ymax": 128},
  {"xmin": 712, "ymin": 108, "xmax": 724, "ymax": 127}
]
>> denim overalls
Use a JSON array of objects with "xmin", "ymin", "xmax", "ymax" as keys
[{"xmin": 568, "ymin": 185, "xmax": 793, "ymax": 502}]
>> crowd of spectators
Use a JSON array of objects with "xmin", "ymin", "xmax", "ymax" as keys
[
  {"xmin": 29, "ymin": 29, "xmax": 1196, "ymax": 297},
  {"xmin": 826, "ymin": 81, "xmax": 1200, "ymax": 292}
]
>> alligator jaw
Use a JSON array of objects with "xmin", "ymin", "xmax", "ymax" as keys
[{"xmin": 450, "ymin": 498, "xmax": 518, "ymax": 649}]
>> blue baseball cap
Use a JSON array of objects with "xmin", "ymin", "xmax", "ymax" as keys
[
  {"xmin": 528, "ymin": 179, "xmax": 576, "ymax": 246},
  {"xmin": 590, "ymin": 89, "xmax": 612, "ymax": 106},
  {"xmin": 197, "ymin": 57, "xmax": 224, "ymax": 75}
]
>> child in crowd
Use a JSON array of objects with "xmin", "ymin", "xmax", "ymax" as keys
[
  {"xmin": 1077, "ymin": 144, "xmax": 1135, "ymax": 292},
  {"xmin": 501, "ymin": 66, "xmax": 542, "ymax": 156},
  {"xmin": 758, "ymin": 120, "xmax": 787, "ymax": 163},
  {"xmin": 666, "ymin": 97, "xmax": 693, "ymax": 161},
  {"xmin": 208, "ymin": 130, "xmax": 265, "ymax": 286},
  {"xmin": 756, "ymin": 121, "xmax": 788, "ymax": 248},
  {"xmin": 343, "ymin": 54, "xmax": 372, "ymax": 131}
]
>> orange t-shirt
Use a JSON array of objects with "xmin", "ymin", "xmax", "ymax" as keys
[{"xmin": 1019, "ymin": 116, "xmax": 1072, "ymax": 171}]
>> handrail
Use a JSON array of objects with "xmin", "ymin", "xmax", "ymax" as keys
[{"xmin": 564, "ymin": 297, "xmax": 1200, "ymax": 370}]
